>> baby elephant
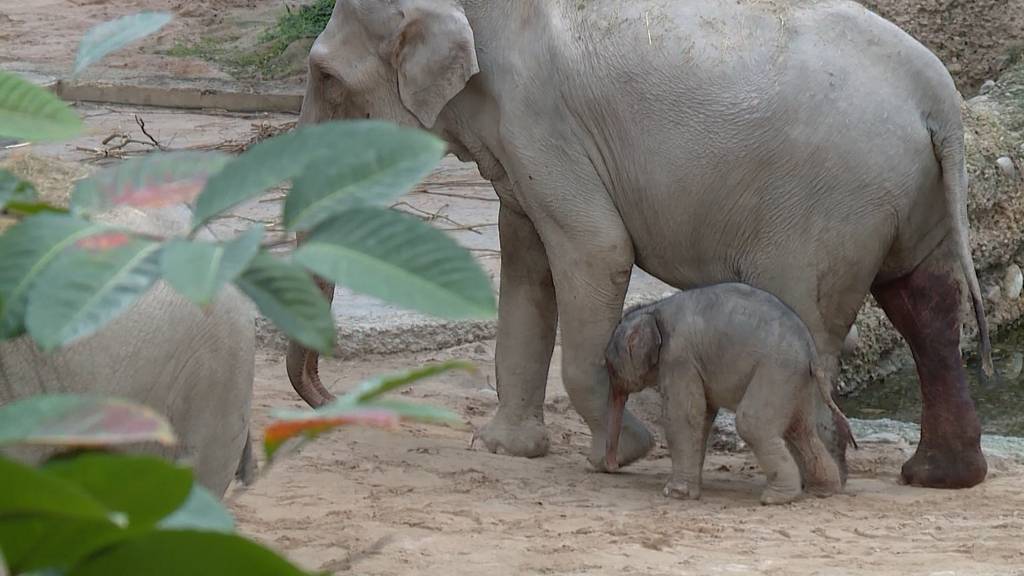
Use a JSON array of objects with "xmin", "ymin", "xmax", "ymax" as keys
[{"xmin": 604, "ymin": 283, "xmax": 854, "ymax": 505}]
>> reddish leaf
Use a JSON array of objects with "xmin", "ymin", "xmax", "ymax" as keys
[
  {"xmin": 0, "ymin": 394, "xmax": 177, "ymax": 448},
  {"xmin": 110, "ymin": 177, "xmax": 206, "ymax": 208},
  {"xmin": 71, "ymin": 151, "xmax": 230, "ymax": 214},
  {"xmin": 76, "ymin": 232, "xmax": 132, "ymax": 251},
  {"xmin": 263, "ymin": 409, "xmax": 401, "ymax": 460}
]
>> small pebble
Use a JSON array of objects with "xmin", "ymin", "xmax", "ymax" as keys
[
  {"xmin": 996, "ymin": 156, "xmax": 1018, "ymax": 180},
  {"xmin": 979, "ymin": 79, "xmax": 996, "ymax": 95}
]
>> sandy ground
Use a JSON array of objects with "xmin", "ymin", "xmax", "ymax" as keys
[{"xmin": 228, "ymin": 347, "xmax": 1024, "ymax": 576}]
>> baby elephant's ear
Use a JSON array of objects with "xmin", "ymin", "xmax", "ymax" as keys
[{"xmin": 626, "ymin": 313, "xmax": 662, "ymax": 372}]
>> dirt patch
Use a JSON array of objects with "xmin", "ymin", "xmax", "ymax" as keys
[
  {"xmin": 861, "ymin": 0, "xmax": 1024, "ymax": 94},
  {"xmin": 231, "ymin": 347, "xmax": 1024, "ymax": 575}
]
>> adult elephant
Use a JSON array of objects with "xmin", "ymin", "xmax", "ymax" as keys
[
  {"xmin": 0, "ymin": 205, "xmax": 256, "ymax": 497},
  {"xmin": 288, "ymin": 0, "xmax": 994, "ymax": 488}
]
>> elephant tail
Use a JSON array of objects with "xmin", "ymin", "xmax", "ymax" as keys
[
  {"xmin": 810, "ymin": 362, "xmax": 858, "ymax": 451},
  {"xmin": 934, "ymin": 125, "xmax": 996, "ymax": 381}
]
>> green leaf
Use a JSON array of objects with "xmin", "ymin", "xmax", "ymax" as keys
[
  {"xmin": 335, "ymin": 361, "xmax": 475, "ymax": 406},
  {"xmin": 43, "ymin": 454, "xmax": 192, "ymax": 527},
  {"xmin": 71, "ymin": 151, "xmax": 231, "ymax": 215},
  {"xmin": 158, "ymin": 484, "xmax": 235, "ymax": 534},
  {"xmin": 25, "ymin": 233, "xmax": 161, "ymax": 350},
  {"xmin": 0, "ymin": 394, "xmax": 176, "ymax": 448},
  {"xmin": 0, "ymin": 169, "xmax": 38, "ymax": 210},
  {"xmin": 2, "ymin": 201, "xmax": 68, "ymax": 217},
  {"xmin": 0, "ymin": 72, "xmax": 83, "ymax": 142},
  {"xmin": 283, "ymin": 123, "xmax": 445, "ymax": 231},
  {"xmin": 67, "ymin": 531, "xmax": 312, "ymax": 576},
  {"xmin": 293, "ymin": 206, "xmax": 496, "ymax": 319},
  {"xmin": 0, "ymin": 456, "xmax": 109, "ymax": 521},
  {"xmin": 191, "ymin": 120, "xmax": 443, "ymax": 230},
  {"xmin": 73, "ymin": 12, "xmax": 174, "ymax": 76},
  {"xmin": 0, "ymin": 516, "xmax": 130, "ymax": 574},
  {"xmin": 161, "ymin": 226, "xmax": 263, "ymax": 306},
  {"xmin": 235, "ymin": 252, "xmax": 335, "ymax": 355},
  {"xmin": 0, "ymin": 214, "xmax": 109, "ymax": 339},
  {"xmin": 359, "ymin": 398, "xmax": 466, "ymax": 427}
]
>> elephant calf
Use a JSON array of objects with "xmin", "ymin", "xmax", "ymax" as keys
[{"xmin": 604, "ymin": 283, "xmax": 854, "ymax": 505}]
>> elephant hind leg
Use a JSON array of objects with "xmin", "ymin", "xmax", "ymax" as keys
[
  {"xmin": 785, "ymin": 413, "xmax": 842, "ymax": 497},
  {"xmin": 872, "ymin": 237, "xmax": 987, "ymax": 489}
]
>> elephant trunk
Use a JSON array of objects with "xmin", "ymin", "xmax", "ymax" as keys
[
  {"xmin": 605, "ymin": 386, "xmax": 629, "ymax": 472},
  {"xmin": 285, "ymin": 228, "xmax": 338, "ymax": 408}
]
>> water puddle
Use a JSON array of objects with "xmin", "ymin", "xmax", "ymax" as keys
[{"xmin": 839, "ymin": 328, "xmax": 1024, "ymax": 437}]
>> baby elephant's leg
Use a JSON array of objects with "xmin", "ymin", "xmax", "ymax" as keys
[
  {"xmin": 662, "ymin": 369, "xmax": 711, "ymax": 500},
  {"xmin": 787, "ymin": 398, "xmax": 843, "ymax": 497},
  {"xmin": 736, "ymin": 370, "xmax": 803, "ymax": 505}
]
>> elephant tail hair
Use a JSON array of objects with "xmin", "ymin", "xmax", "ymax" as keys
[
  {"xmin": 810, "ymin": 362, "xmax": 858, "ymax": 451},
  {"xmin": 934, "ymin": 124, "xmax": 996, "ymax": 382}
]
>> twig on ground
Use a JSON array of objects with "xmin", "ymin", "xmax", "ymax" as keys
[
  {"xmin": 410, "ymin": 188, "xmax": 499, "ymax": 202},
  {"xmin": 134, "ymin": 115, "xmax": 164, "ymax": 150},
  {"xmin": 391, "ymin": 201, "xmax": 484, "ymax": 235}
]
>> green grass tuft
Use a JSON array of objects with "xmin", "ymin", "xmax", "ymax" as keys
[{"xmin": 260, "ymin": 0, "xmax": 336, "ymax": 51}]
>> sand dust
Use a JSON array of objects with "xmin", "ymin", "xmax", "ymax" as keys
[{"xmin": 231, "ymin": 345, "xmax": 1024, "ymax": 576}]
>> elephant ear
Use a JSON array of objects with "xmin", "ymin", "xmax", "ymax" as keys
[{"xmin": 391, "ymin": 3, "xmax": 479, "ymax": 128}]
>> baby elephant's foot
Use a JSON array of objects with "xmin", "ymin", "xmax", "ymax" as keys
[
  {"xmin": 663, "ymin": 479, "xmax": 701, "ymax": 500},
  {"xmin": 760, "ymin": 486, "xmax": 801, "ymax": 506}
]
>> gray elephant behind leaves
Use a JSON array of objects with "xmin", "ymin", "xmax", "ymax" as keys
[
  {"xmin": 0, "ymin": 205, "xmax": 256, "ymax": 497},
  {"xmin": 605, "ymin": 283, "xmax": 853, "ymax": 505},
  {"xmin": 292, "ymin": 0, "xmax": 993, "ymax": 489}
]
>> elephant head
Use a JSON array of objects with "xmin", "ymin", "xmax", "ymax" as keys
[
  {"xmin": 603, "ymin": 310, "xmax": 662, "ymax": 472},
  {"xmin": 298, "ymin": 0, "xmax": 479, "ymax": 129},
  {"xmin": 287, "ymin": 0, "xmax": 481, "ymax": 408}
]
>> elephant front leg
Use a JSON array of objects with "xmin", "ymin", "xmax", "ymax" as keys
[
  {"xmin": 478, "ymin": 203, "xmax": 558, "ymax": 458},
  {"xmin": 662, "ymin": 375, "xmax": 713, "ymax": 500},
  {"xmin": 543, "ymin": 223, "xmax": 653, "ymax": 471}
]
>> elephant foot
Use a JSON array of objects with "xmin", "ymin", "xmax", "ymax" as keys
[
  {"xmin": 760, "ymin": 486, "xmax": 800, "ymax": 506},
  {"xmin": 900, "ymin": 441, "xmax": 987, "ymax": 489},
  {"xmin": 478, "ymin": 412, "xmax": 550, "ymax": 458},
  {"xmin": 589, "ymin": 416, "xmax": 654, "ymax": 472},
  {"xmin": 663, "ymin": 479, "xmax": 701, "ymax": 500}
]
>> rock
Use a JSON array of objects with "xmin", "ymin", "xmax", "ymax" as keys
[
  {"xmin": 986, "ymin": 284, "xmax": 1002, "ymax": 303},
  {"xmin": 857, "ymin": 432, "xmax": 904, "ymax": 445},
  {"xmin": 1004, "ymin": 352, "xmax": 1024, "ymax": 380},
  {"xmin": 997, "ymin": 156, "xmax": 1018, "ymax": 180},
  {"xmin": 709, "ymin": 412, "xmax": 746, "ymax": 452},
  {"xmin": 1004, "ymin": 264, "xmax": 1023, "ymax": 300},
  {"xmin": 979, "ymin": 79, "xmax": 997, "ymax": 94},
  {"xmin": 842, "ymin": 325, "xmax": 860, "ymax": 356}
]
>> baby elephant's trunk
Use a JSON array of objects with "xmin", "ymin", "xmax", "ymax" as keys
[{"xmin": 605, "ymin": 386, "xmax": 629, "ymax": 472}]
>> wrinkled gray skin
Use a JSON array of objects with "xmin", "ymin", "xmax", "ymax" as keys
[
  {"xmin": 0, "ymin": 206, "xmax": 256, "ymax": 498},
  {"xmin": 293, "ymin": 0, "xmax": 993, "ymax": 487},
  {"xmin": 604, "ymin": 283, "xmax": 851, "ymax": 505}
]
